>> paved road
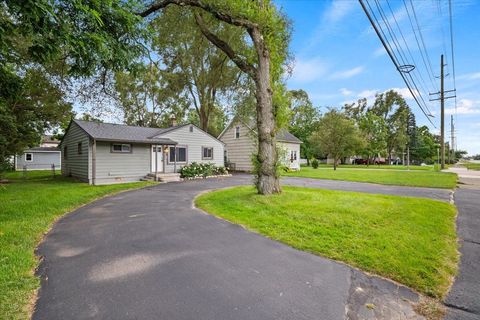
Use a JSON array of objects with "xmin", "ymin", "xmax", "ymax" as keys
[
  {"xmin": 34, "ymin": 175, "xmax": 427, "ymax": 320},
  {"xmin": 444, "ymin": 181, "xmax": 480, "ymax": 318},
  {"xmin": 283, "ymin": 176, "xmax": 452, "ymax": 202}
]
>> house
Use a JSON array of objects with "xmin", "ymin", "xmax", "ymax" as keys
[
  {"xmin": 60, "ymin": 119, "xmax": 224, "ymax": 185},
  {"xmin": 218, "ymin": 118, "xmax": 302, "ymax": 171},
  {"xmin": 15, "ymin": 135, "xmax": 61, "ymax": 170}
]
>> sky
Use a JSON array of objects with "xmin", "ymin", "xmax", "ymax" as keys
[{"xmin": 275, "ymin": 0, "xmax": 480, "ymax": 155}]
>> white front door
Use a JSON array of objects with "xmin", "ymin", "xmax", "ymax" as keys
[{"xmin": 151, "ymin": 145, "xmax": 163, "ymax": 173}]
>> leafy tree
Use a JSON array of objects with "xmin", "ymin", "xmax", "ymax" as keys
[
  {"xmin": 344, "ymin": 98, "xmax": 367, "ymax": 122},
  {"xmin": 358, "ymin": 112, "xmax": 388, "ymax": 165},
  {"xmin": 370, "ymin": 90, "xmax": 410, "ymax": 163},
  {"xmin": 140, "ymin": 0, "xmax": 292, "ymax": 195},
  {"xmin": 150, "ymin": 6, "xmax": 249, "ymax": 134},
  {"xmin": 309, "ymin": 110, "xmax": 363, "ymax": 170},
  {"xmin": 287, "ymin": 90, "xmax": 320, "ymax": 165},
  {"xmin": 410, "ymin": 126, "xmax": 437, "ymax": 164}
]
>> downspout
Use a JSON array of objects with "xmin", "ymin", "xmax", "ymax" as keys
[{"xmin": 92, "ymin": 139, "xmax": 96, "ymax": 185}]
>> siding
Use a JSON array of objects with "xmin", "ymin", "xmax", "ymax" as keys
[
  {"xmin": 219, "ymin": 121, "xmax": 256, "ymax": 171},
  {"xmin": 15, "ymin": 152, "xmax": 61, "ymax": 170},
  {"xmin": 277, "ymin": 142, "xmax": 301, "ymax": 170},
  {"xmin": 94, "ymin": 142, "xmax": 151, "ymax": 184},
  {"xmin": 159, "ymin": 125, "xmax": 225, "ymax": 173},
  {"xmin": 61, "ymin": 122, "xmax": 90, "ymax": 182}
]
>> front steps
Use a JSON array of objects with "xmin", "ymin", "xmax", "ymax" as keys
[{"xmin": 142, "ymin": 173, "xmax": 181, "ymax": 183}]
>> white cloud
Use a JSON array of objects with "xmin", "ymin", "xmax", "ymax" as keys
[
  {"xmin": 457, "ymin": 72, "xmax": 480, "ymax": 81},
  {"xmin": 446, "ymin": 99, "xmax": 480, "ymax": 115},
  {"xmin": 291, "ymin": 57, "xmax": 328, "ymax": 83},
  {"xmin": 323, "ymin": 0, "xmax": 357, "ymax": 24},
  {"xmin": 357, "ymin": 89, "xmax": 378, "ymax": 101},
  {"xmin": 340, "ymin": 88, "xmax": 353, "ymax": 96},
  {"xmin": 330, "ymin": 66, "xmax": 364, "ymax": 80}
]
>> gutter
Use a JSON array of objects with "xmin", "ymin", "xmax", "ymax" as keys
[{"xmin": 92, "ymin": 139, "xmax": 96, "ymax": 185}]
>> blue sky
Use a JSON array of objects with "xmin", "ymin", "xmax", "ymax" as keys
[{"xmin": 276, "ymin": 0, "xmax": 480, "ymax": 155}]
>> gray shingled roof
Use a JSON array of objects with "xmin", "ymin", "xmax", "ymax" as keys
[
  {"xmin": 276, "ymin": 129, "xmax": 302, "ymax": 144},
  {"xmin": 239, "ymin": 119, "xmax": 302, "ymax": 144},
  {"xmin": 73, "ymin": 120, "xmax": 178, "ymax": 144}
]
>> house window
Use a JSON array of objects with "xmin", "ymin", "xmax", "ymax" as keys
[
  {"xmin": 235, "ymin": 126, "xmax": 240, "ymax": 139},
  {"xmin": 189, "ymin": 125, "xmax": 194, "ymax": 132},
  {"xmin": 25, "ymin": 153, "xmax": 33, "ymax": 162},
  {"xmin": 290, "ymin": 150, "xmax": 297, "ymax": 162},
  {"xmin": 77, "ymin": 142, "xmax": 82, "ymax": 154},
  {"xmin": 111, "ymin": 143, "xmax": 132, "ymax": 153},
  {"xmin": 64, "ymin": 146, "xmax": 68, "ymax": 159},
  {"xmin": 202, "ymin": 147, "xmax": 213, "ymax": 160},
  {"xmin": 169, "ymin": 146, "xmax": 187, "ymax": 163}
]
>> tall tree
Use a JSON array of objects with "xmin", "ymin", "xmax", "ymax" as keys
[
  {"xmin": 288, "ymin": 89, "xmax": 320, "ymax": 165},
  {"xmin": 140, "ymin": 0, "xmax": 291, "ymax": 194},
  {"xmin": 150, "ymin": 6, "xmax": 248, "ymax": 134},
  {"xmin": 309, "ymin": 110, "xmax": 363, "ymax": 170},
  {"xmin": 370, "ymin": 90, "xmax": 410, "ymax": 163},
  {"xmin": 358, "ymin": 112, "xmax": 388, "ymax": 165}
]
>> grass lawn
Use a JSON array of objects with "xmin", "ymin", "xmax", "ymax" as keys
[
  {"xmin": 463, "ymin": 162, "xmax": 480, "ymax": 171},
  {"xmin": 0, "ymin": 170, "xmax": 154, "ymax": 319},
  {"xmin": 285, "ymin": 166, "xmax": 457, "ymax": 189},
  {"xmin": 313, "ymin": 164, "xmax": 435, "ymax": 171},
  {"xmin": 196, "ymin": 186, "xmax": 458, "ymax": 298}
]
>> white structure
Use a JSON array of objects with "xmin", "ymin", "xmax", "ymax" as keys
[
  {"xmin": 218, "ymin": 118, "xmax": 302, "ymax": 171},
  {"xmin": 60, "ymin": 119, "xmax": 224, "ymax": 185},
  {"xmin": 15, "ymin": 136, "xmax": 61, "ymax": 170}
]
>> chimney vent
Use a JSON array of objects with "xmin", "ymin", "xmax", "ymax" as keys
[{"xmin": 169, "ymin": 114, "xmax": 177, "ymax": 127}]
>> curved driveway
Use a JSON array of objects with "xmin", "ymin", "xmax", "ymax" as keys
[{"xmin": 33, "ymin": 175, "xmax": 440, "ymax": 320}]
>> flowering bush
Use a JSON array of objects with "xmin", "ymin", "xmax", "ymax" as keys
[{"xmin": 179, "ymin": 162, "xmax": 228, "ymax": 178}]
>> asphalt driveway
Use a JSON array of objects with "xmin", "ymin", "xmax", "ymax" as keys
[{"xmin": 34, "ymin": 175, "xmax": 433, "ymax": 319}]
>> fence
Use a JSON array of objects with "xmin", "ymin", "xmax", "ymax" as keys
[{"xmin": 21, "ymin": 164, "xmax": 57, "ymax": 179}]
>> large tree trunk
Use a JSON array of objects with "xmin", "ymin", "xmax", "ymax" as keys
[{"xmin": 251, "ymin": 28, "xmax": 280, "ymax": 195}]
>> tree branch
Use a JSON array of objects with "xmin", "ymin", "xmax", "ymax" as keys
[
  {"xmin": 193, "ymin": 13, "xmax": 255, "ymax": 77},
  {"xmin": 139, "ymin": 0, "xmax": 258, "ymax": 30}
]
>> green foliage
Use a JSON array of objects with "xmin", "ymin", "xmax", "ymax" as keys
[
  {"xmin": 196, "ymin": 186, "xmax": 458, "ymax": 298},
  {"xmin": 311, "ymin": 159, "xmax": 319, "ymax": 169},
  {"xmin": 309, "ymin": 109, "xmax": 363, "ymax": 169},
  {"xmin": 288, "ymin": 89, "xmax": 321, "ymax": 161},
  {"xmin": 358, "ymin": 112, "xmax": 388, "ymax": 161},
  {"xmin": 179, "ymin": 162, "xmax": 227, "ymax": 178}
]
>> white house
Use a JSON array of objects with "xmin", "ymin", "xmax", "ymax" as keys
[
  {"xmin": 218, "ymin": 118, "xmax": 302, "ymax": 171},
  {"xmin": 15, "ymin": 135, "xmax": 61, "ymax": 170}
]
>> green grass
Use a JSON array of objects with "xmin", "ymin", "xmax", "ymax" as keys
[
  {"xmin": 311, "ymin": 164, "xmax": 435, "ymax": 171},
  {"xmin": 196, "ymin": 186, "xmax": 458, "ymax": 298},
  {"xmin": 285, "ymin": 166, "xmax": 457, "ymax": 189},
  {"xmin": 0, "ymin": 171, "xmax": 154, "ymax": 319},
  {"xmin": 463, "ymin": 162, "xmax": 480, "ymax": 171}
]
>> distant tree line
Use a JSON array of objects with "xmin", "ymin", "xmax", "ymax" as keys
[{"xmin": 286, "ymin": 89, "xmax": 463, "ymax": 168}]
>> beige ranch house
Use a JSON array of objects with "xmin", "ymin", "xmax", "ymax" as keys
[
  {"xmin": 60, "ymin": 119, "xmax": 224, "ymax": 185},
  {"xmin": 219, "ymin": 119, "xmax": 302, "ymax": 172}
]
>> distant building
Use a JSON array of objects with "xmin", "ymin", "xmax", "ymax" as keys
[{"xmin": 15, "ymin": 135, "xmax": 61, "ymax": 170}]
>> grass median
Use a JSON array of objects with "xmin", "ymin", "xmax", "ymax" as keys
[
  {"xmin": 196, "ymin": 186, "xmax": 458, "ymax": 298},
  {"xmin": 285, "ymin": 166, "xmax": 457, "ymax": 189},
  {"xmin": 0, "ymin": 170, "xmax": 154, "ymax": 319}
]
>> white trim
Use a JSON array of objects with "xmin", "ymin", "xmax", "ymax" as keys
[{"xmin": 22, "ymin": 150, "xmax": 61, "ymax": 153}]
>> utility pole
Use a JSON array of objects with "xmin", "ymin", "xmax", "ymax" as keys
[
  {"xmin": 450, "ymin": 115, "xmax": 454, "ymax": 164},
  {"xmin": 429, "ymin": 54, "xmax": 456, "ymax": 170},
  {"xmin": 440, "ymin": 54, "xmax": 445, "ymax": 169}
]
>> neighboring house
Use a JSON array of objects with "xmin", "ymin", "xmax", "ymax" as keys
[
  {"xmin": 59, "ymin": 119, "xmax": 224, "ymax": 185},
  {"xmin": 15, "ymin": 135, "xmax": 61, "ymax": 170},
  {"xmin": 218, "ymin": 118, "xmax": 302, "ymax": 171}
]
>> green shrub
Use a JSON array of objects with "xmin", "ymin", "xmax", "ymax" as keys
[
  {"xmin": 312, "ymin": 159, "xmax": 319, "ymax": 169},
  {"xmin": 179, "ymin": 162, "xmax": 228, "ymax": 178}
]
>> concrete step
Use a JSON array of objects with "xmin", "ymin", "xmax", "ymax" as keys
[{"xmin": 145, "ymin": 173, "xmax": 181, "ymax": 183}]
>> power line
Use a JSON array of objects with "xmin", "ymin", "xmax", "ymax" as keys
[
  {"xmin": 359, "ymin": 0, "xmax": 435, "ymax": 126},
  {"xmin": 368, "ymin": 0, "xmax": 433, "ymax": 118},
  {"xmin": 402, "ymin": 0, "xmax": 438, "ymax": 93}
]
